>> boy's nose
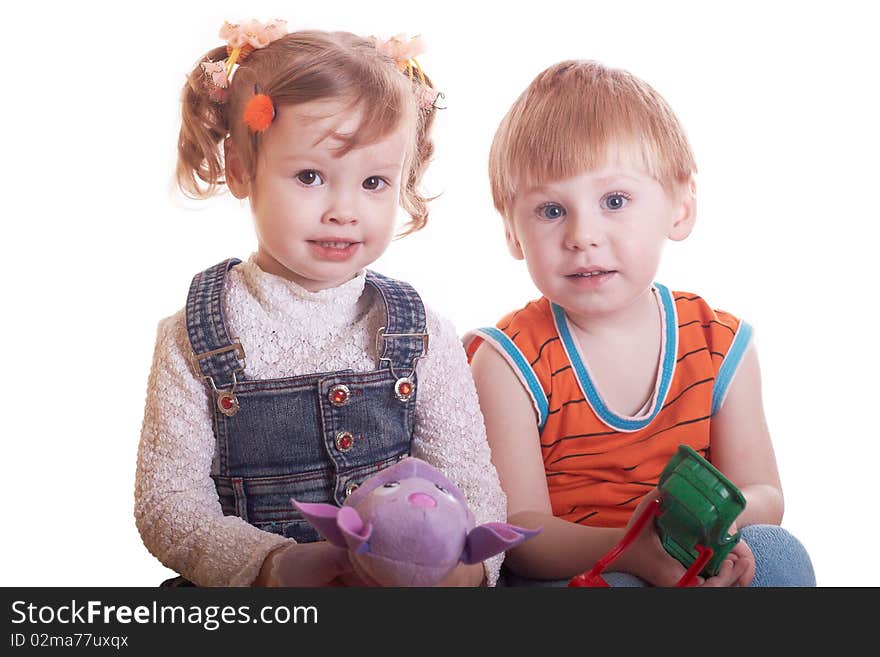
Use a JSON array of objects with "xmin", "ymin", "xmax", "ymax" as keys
[{"xmin": 564, "ymin": 213, "xmax": 602, "ymax": 250}]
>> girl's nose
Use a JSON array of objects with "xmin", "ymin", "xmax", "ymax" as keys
[
  {"xmin": 322, "ymin": 209, "xmax": 358, "ymax": 225},
  {"xmin": 322, "ymin": 193, "xmax": 358, "ymax": 225}
]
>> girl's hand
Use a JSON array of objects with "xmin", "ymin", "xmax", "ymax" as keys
[
  {"xmin": 341, "ymin": 558, "xmax": 485, "ymax": 587},
  {"xmin": 254, "ymin": 541, "xmax": 355, "ymax": 587},
  {"xmin": 433, "ymin": 561, "xmax": 486, "ymax": 587}
]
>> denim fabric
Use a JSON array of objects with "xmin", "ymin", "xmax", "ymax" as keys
[
  {"xmin": 498, "ymin": 525, "xmax": 816, "ymax": 587},
  {"xmin": 744, "ymin": 524, "xmax": 815, "ymax": 587},
  {"xmin": 186, "ymin": 259, "xmax": 427, "ymax": 543}
]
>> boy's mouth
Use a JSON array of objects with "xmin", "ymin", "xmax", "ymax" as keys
[
  {"xmin": 566, "ymin": 268, "xmax": 616, "ymax": 278},
  {"xmin": 565, "ymin": 268, "xmax": 617, "ymax": 286}
]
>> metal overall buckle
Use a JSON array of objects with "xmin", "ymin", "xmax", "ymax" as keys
[
  {"xmin": 190, "ymin": 339, "xmax": 246, "ymax": 417},
  {"xmin": 375, "ymin": 327, "xmax": 428, "ymax": 402}
]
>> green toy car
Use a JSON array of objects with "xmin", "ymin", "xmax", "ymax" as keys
[
  {"xmin": 655, "ymin": 445, "xmax": 746, "ymax": 577},
  {"xmin": 569, "ymin": 444, "xmax": 746, "ymax": 586}
]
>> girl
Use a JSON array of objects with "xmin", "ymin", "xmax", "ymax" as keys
[{"xmin": 135, "ymin": 20, "xmax": 506, "ymax": 587}]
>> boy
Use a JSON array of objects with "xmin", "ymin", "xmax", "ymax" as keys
[{"xmin": 465, "ymin": 60, "xmax": 814, "ymax": 586}]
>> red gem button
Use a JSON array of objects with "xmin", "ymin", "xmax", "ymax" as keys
[
  {"xmin": 217, "ymin": 393, "xmax": 239, "ymax": 417},
  {"xmin": 329, "ymin": 384, "xmax": 350, "ymax": 406},
  {"xmin": 394, "ymin": 377, "xmax": 414, "ymax": 401},
  {"xmin": 335, "ymin": 431, "xmax": 354, "ymax": 452}
]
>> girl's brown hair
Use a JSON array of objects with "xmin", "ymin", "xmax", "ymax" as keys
[
  {"xmin": 177, "ymin": 30, "xmax": 437, "ymax": 235},
  {"xmin": 489, "ymin": 60, "xmax": 697, "ymax": 219}
]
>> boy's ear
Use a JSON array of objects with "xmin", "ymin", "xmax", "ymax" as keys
[
  {"xmin": 504, "ymin": 218, "xmax": 525, "ymax": 260},
  {"xmin": 224, "ymin": 138, "xmax": 251, "ymax": 200},
  {"xmin": 668, "ymin": 176, "xmax": 697, "ymax": 242}
]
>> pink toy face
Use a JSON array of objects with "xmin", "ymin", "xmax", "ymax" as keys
[
  {"xmin": 291, "ymin": 457, "xmax": 542, "ymax": 586},
  {"xmin": 355, "ymin": 471, "xmax": 473, "ymax": 567},
  {"xmin": 345, "ymin": 458, "xmax": 470, "ymax": 508}
]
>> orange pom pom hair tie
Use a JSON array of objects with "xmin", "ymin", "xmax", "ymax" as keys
[{"xmin": 243, "ymin": 91, "xmax": 276, "ymax": 133}]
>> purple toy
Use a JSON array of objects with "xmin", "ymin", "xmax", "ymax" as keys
[{"xmin": 291, "ymin": 457, "xmax": 541, "ymax": 586}]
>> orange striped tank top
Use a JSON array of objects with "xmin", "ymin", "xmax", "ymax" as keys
[{"xmin": 464, "ymin": 284, "xmax": 752, "ymax": 529}]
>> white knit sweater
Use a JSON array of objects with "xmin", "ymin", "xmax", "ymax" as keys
[{"xmin": 135, "ymin": 258, "xmax": 507, "ymax": 586}]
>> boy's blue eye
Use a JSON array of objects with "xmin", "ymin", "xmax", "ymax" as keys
[
  {"xmin": 363, "ymin": 176, "xmax": 387, "ymax": 191},
  {"xmin": 602, "ymin": 193, "xmax": 629, "ymax": 210},
  {"xmin": 296, "ymin": 170, "xmax": 323, "ymax": 186},
  {"xmin": 538, "ymin": 203, "xmax": 565, "ymax": 220}
]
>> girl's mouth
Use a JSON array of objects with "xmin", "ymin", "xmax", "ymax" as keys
[
  {"xmin": 312, "ymin": 241, "xmax": 355, "ymax": 249},
  {"xmin": 308, "ymin": 240, "xmax": 361, "ymax": 261}
]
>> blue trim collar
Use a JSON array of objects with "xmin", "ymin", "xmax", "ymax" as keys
[{"xmin": 550, "ymin": 284, "xmax": 677, "ymax": 432}]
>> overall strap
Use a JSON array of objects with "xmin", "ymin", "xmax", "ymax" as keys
[
  {"xmin": 365, "ymin": 270, "xmax": 428, "ymax": 378},
  {"xmin": 185, "ymin": 258, "xmax": 245, "ymax": 390}
]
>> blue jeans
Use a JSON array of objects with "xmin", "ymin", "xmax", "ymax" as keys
[
  {"xmin": 186, "ymin": 259, "xmax": 429, "ymax": 542},
  {"xmin": 499, "ymin": 525, "xmax": 816, "ymax": 587},
  {"xmin": 161, "ymin": 261, "xmax": 430, "ymax": 586}
]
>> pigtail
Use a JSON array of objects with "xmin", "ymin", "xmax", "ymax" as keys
[
  {"xmin": 398, "ymin": 103, "xmax": 436, "ymax": 236},
  {"xmin": 397, "ymin": 75, "xmax": 440, "ymax": 237},
  {"xmin": 176, "ymin": 46, "xmax": 231, "ymax": 199},
  {"xmin": 368, "ymin": 34, "xmax": 441, "ymax": 237}
]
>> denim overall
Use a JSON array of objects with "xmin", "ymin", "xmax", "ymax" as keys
[{"xmin": 161, "ymin": 258, "xmax": 428, "ymax": 585}]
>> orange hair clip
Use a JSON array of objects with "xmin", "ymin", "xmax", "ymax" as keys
[{"xmin": 243, "ymin": 93, "xmax": 275, "ymax": 133}]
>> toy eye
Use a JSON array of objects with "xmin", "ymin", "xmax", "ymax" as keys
[
  {"xmin": 373, "ymin": 481, "xmax": 400, "ymax": 496},
  {"xmin": 434, "ymin": 483, "xmax": 455, "ymax": 499}
]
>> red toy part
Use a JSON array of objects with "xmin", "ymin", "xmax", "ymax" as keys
[{"xmin": 567, "ymin": 499, "xmax": 714, "ymax": 588}]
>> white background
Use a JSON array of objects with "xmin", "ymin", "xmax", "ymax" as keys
[{"xmin": 2, "ymin": 0, "xmax": 877, "ymax": 586}]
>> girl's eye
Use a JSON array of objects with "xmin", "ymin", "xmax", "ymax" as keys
[
  {"xmin": 296, "ymin": 170, "xmax": 323, "ymax": 186},
  {"xmin": 602, "ymin": 192, "xmax": 630, "ymax": 211},
  {"xmin": 362, "ymin": 176, "xmax": 387, "ymax": 191},
  {"xmin": 537, "ymin": 203, "xmax": 566, "ymax": 220}
]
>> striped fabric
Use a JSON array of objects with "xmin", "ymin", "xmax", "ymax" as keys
[{"xmin": 464, "ymin": 285, "xmax": 751, "ymax": 528}]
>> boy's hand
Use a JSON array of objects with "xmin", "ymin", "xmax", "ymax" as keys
[
  {"xmin": 700, "ymin": 536, "xmax": 755, "ymax": 587},
  {"xmin": 613, "ymin": 490, "xmax": 693, "ymax": 587},
  {"xmin": 616, "ymin": 492, "xmax": 756, "ymax": 587},
  {"xmin": 254, "ymin": 541, "xmax": 355, "ymax": 587}
]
